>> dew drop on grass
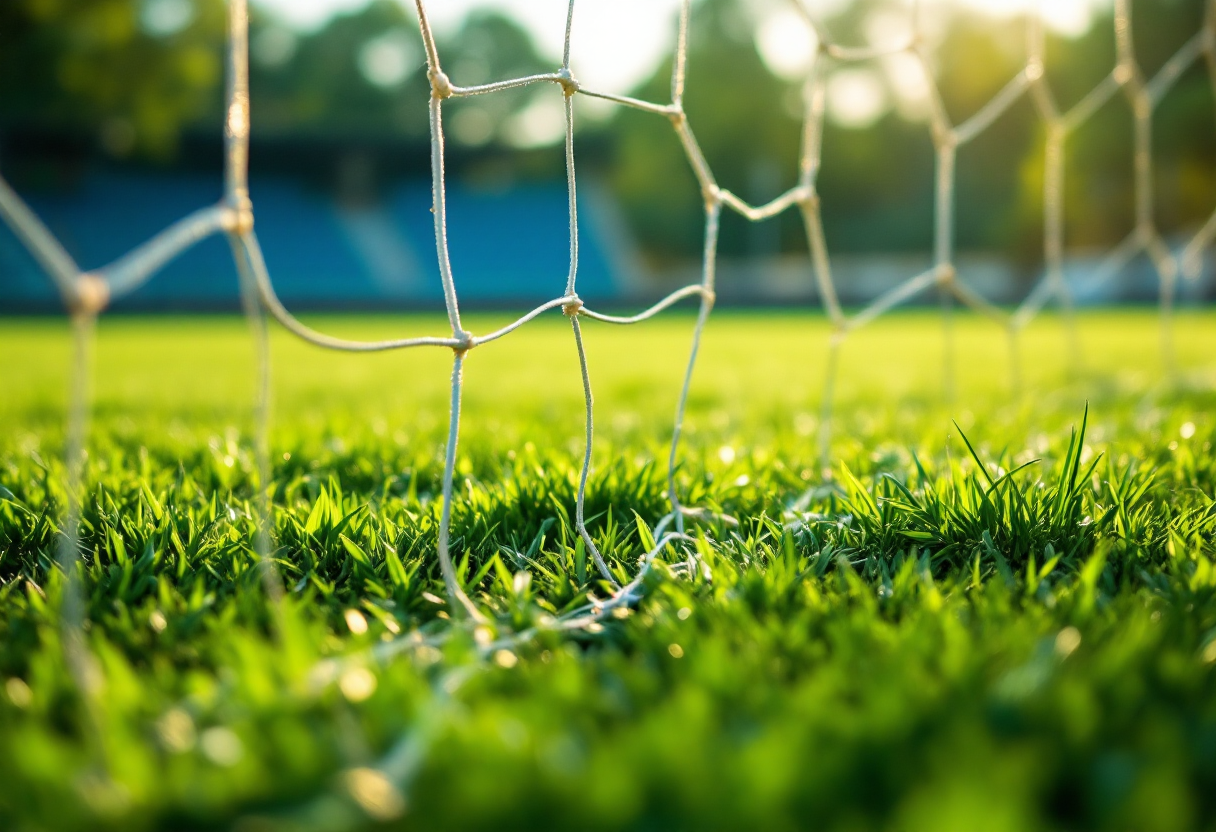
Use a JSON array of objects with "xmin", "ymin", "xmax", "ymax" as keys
[
  {"xmin": 677, "ymin": 607, "xmax": 692, "ymax": 620},
  {"xmin": 513, "ymin": 571, "xmax": 531, "ymax": 595},
  {"xmin": 343, "ymin": 768, "xmax": 405, "ymax": 821},
  {"xmin": 1055, "ymin": 627, "xmax": 1082, "ymax": 658},
  {"xmin": 494, "ymin": 649, "xmax": 518, "ymax": 668},
  {"xmin": 668, "ymin": 643, "xmax": 684, "ymax": 658},
  {"xmin": 344, "ymin": 609, "xmax": 369, "ymax": 635},
  {"xmin": 201, "ymin": 727, "xmax": 243, "ymax": 767},
  {"xmin": 340, "ymin": 667, "xmax": 377, "ymax": 702},
  {"xmin": 157, "ymin": 708, "xmax": 196, "ymax": 753},
  {"xmin": 414, "ymin": 645, "xmax": 442, "ymax": 666},
  {"xmin": 1181, "ymin": 422, "xmax": 1196, "ymax": 439},
  {"xmin": 149, "ymin": 610, "xmax": 167, "ymax": 633},
  {"xmin": 718, "ymin": 446, "xmax": 736, "ymax": 465},
  {"xmin": 5, "ymin": 678, "xmax": 31, "ymax": 708}
]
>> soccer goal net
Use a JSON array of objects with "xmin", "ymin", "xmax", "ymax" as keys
[{"xmin": 0, "ymin": 0, "xmax": 1213, "ymax": 646}]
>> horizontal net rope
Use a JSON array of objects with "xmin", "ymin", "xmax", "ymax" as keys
[{"xmin": 2, "ymin": 0, "xmax": 1215, "ymax": 798}]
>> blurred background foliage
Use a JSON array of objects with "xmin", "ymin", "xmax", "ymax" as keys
[{"xmin": 1, "ymin": 0, "xmax": 1213, "ymax": 264}]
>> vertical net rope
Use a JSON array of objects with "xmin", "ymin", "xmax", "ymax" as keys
[{"xmin": 1, "ymin": 0, "xmax": 1213, "ymax": 678}]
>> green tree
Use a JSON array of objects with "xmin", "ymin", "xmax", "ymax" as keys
[
  {"xmin": 0, "ymin": 1, "xmax": 554, "ymax": 157},
  {"xmin": 601, "ymin": 0, "xmax": 1216, "ymax": 263},
  {"xmin": 0, "ymin": 0, "xmax": 227, "ymax": 156}
]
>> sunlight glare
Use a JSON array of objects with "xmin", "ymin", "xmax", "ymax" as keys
[
  {"xmin": 253, "ymin": 0, "xmax": 1112, "ymax": 101},
  {"xmin": 756, "ymin": 8, "xmax": 819, "ymax": 82},
  {"xmin": 944, "ymin": 0, "xmax": 1109, "ymax": 35},
  {"xmin": 827, "ymin": 68, "xmax": 889, "ymax": 128},
  {"xmin": 882, "ymin": 52, "xmax": 933, "ymax": 121}
]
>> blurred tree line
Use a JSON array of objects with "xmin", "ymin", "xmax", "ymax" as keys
[
  {"xmin": 0, "ymin": 1, "xmax": 550, "ymax": 172},
  {"xmin": 1, "ymin": 0, "xmax": 1213, "ymax": 263},
  {"xmin": 611, "ymin": 0, "xmax": 1216, "ymax": 263}
]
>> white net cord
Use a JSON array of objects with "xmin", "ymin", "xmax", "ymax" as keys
[{"xmin": 0, "ymin": 2, "xmax": 1213, "ymax": 796}]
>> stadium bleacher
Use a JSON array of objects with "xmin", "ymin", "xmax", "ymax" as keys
[{"xmin": 0, "ymin": 170, "xmax": 622, "ymax": 311}]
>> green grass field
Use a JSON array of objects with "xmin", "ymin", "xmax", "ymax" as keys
[{"xmin": 2, "ymin": 309, "xmax": 1216, "ymax": 832}]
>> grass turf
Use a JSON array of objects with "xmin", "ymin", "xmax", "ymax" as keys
[{"xmin": 1, "ymin": 308, "xmax": 1216, "ymax": 831}]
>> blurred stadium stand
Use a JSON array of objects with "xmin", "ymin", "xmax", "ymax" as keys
[
  {"xmin": 2, "ymin": 168, "xmax": 1210, "ymax": 312},
  {"xmin": 0, "ymin": 169, "xmax": 627, "ymax": 311}
]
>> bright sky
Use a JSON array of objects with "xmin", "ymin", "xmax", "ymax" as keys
[
  {"xmin": 252, "ymin": 0, "xmax": 1114, "ymax": 135},
  {"xmin": 253, "ymin": 0, "xmax": 687, "ymax": 94},
  {"xmin": 253, "ymin": 0, "xmax": 1113, "ymax": 94}
]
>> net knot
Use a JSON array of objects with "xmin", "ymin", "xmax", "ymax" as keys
[
  {"xmin": 71, "ymin": 273, "xmax": 110, "ymax": 316},
  {"xmin": 562, "ymin": 296, "xmax": 584, "ymax": 316},
  {"xmin": 429, "ymin": 69, "xmax": 454, "ymax": 100},
  {"xmin": 934, "ymin": 264, "xmax": 956, "ymax": 286},
  {"xmin": 223, "ymin": 196, "xmax": 255, "ymax": 235},
  {"xmin": 933, "ymin": 124, "xmax": 958, "ymax": 150},
  {"xmin": 452, "ymin": 329, "xmax": 474, "ymax": 354},
  {"xmin": 556, "ymin": 68, "xmax": 580, "ymax": 96}
]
